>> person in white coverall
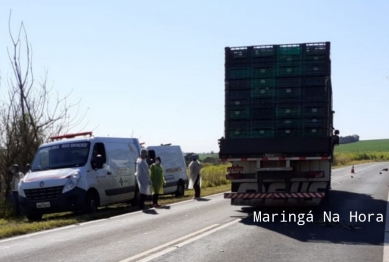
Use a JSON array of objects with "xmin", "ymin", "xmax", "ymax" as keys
[
  {"xmin": 135, "ymin": 149, "xmax": 151, "ymax": 210},
  {"xmin": 188, "ymin": 154, "xmax": 202, "ymax": 199},
  {"xmin": 11, "ymin": 164, "xmax": 24, "ymax": 216}
]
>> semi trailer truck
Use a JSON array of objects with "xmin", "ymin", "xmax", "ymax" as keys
[{"xmin": 219, "ymin": 42, "xmax": 339, "ymax": 207}]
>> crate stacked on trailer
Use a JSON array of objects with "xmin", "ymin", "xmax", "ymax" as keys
[{"xmin": 224, "ymin": 42, "xmax": 331, "ymax": 140}]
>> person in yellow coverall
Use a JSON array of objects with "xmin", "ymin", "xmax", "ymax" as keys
[{"xmin": 150, "ymin": 156, "xmax": 166, "ymax": 207}]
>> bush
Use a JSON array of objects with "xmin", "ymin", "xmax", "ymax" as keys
[
  {"xmin": 187, "ymin": 163, "xmax": 231, "ymax": 188},
  {"xmin": 333, "ymin": 151, "xmax": 389, "ymax": 166},
  {"xmin": 201, "ymin": 164, "xmax": 231, "ymax": 188},
  {"xmin": 0, "ymin": 195, "xmax": 14, "ymax": 219}
]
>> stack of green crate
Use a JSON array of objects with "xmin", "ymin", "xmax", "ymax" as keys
[
  {"xmin": 224, "ymin": 42, "xmax": 331, "ymax": 139},
  {"xmin": 224, "ymin": 47, "xmax": 251, "ymax": 138}
]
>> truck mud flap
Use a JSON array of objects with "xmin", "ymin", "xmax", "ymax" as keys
[{"xmin": 224, "ymin": 192, "xmax": 325, "ymax": 199}]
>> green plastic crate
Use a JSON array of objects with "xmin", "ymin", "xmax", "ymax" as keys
[
  {"xmin": 251, "ymin": 78, "xmax": 276, "ymax": 88},
  {"xmin": 277, "ymin": 65, "xmax": 302, "ymax": 77},
  {"xmin": 276, "ymin": 106, "xmax": 301, "ymax": 118},
  {"xmin": 251, "ymin": 119, "xmax": 275, "ymax": 128},
  {"xmin": 302, "ymin": 63, "xmax": 330, "ymax": 76},
  {"xmin": 251, "ymin": 107, "xmax": 276, "ymax": 118},
  {"xmin": 276, "ymin": 77, "xmax": 303, "ymax": 88},
  {"xmin": 227, "ymin": 67, "xmax": 250, "ymax": 79},
  {"xmin": 227, "ymin": 128, "xmax": 250, "ymax": 138},
  {"xmin": 304, "ymin": 42, "xmax": 330, "ymax": 56},
  {"xmin": 303, "ymin": 54, "xmax": 328, "ymax": 61},
  {"xmin": 252, "ymin": 66, "xmax": 276, "ymax": 78},
  {"xmin": 276, "ymin": 87, "xmax": 301, "ymax": 98},
  {"xmin": 278, "ymin": 44, "xmax": 302, "ymax": 56},
  {"xmin": 227, "ymin": 98, "xmax": 250, "ymax": 106},
  {"xmin": 276, "ymin": 128, "xmax": 301, "ymax": 137},
  {"xmin": 250, "ymin": 128, "xmax": 275, "ymax": 138},
  {"xmin": 228, "ymin": 106, "xmax": 249, "ymax": 119},
  {"xmin": 304, "ymin": 76, "xmax": 327, "ymax": 87},
  {"xmin": 226, "ymin": 89, "xmax": 250, "ymax": 100},
  {"xmin": 226, "ymin": 79, "xmax": 250, "ymax": 90},
  {"xmin": 302, "ymin": 104, "xmax": 329, "ymax": 117},
  {"xmin": 226, "ymin": 120, "xmax": 250, "ymax": 129},
  {"xmin": 302, "ymin": 118, "xmax": 329, "ymax": 128},
  {"xmin": 276, "ymin": 119, "xmax": 301, "ymax": 128},
  {"xmin": 251, "ymin": 86, "xmax": 276, "ymax": 98},
  {"xmin": 302, "ymin": 127, "xmax": 329, "ymax": 137},
  {"xmin": 277, "ymin": 57, "xmax": 302, "ymax": 65},
  {"xmin": 252, "ymin": 45, "xmax": 277, "ymax": 58}
]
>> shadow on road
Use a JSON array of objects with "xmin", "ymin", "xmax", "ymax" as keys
[
  {"xmin": 236, "ymin": 190, "xmax": 387, "ymax": 245},
  {"xmin": 155, "ymin": 205, "xmax": 171, "ymax": 210},
  {"xmin": 142, "ymin": 209, "xmax": 158, "ymax": 215},
  {"xmin": 193, "ymin": 197, "xmax": 211, "ymax": 202}
]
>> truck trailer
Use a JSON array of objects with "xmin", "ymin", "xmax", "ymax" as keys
[{"xmin": 219, "ymin": 42, "xmax": 339, "ymax": 207}]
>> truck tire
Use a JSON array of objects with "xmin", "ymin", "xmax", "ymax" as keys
[{"xmin": 175, "ymin": 180, "xmax": 185, "ymax": 197}]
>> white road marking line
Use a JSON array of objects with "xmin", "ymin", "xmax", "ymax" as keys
[
  {"xmin": 133, "ymin": 219, "xmax": 240, "ymax": 262},
  {"xmin": 117, "ymin": 224, "xmax": 221, "ymax": 262},
  {"xmin": 383, "ymin": 189, "xmax": 389, "ymax": 262},
  {"xmin": 78, "ymin": 218, "xmax": 109, "ymax": 226},
  {"xmin": 0, "ymin": 225, "xmax": 76, "ymax": 244}
]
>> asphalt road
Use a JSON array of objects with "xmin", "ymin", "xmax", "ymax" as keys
[{"xmin": 1, "ymin": 162, "xmax": 388, "ymax": 262}]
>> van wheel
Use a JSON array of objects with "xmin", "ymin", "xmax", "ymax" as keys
[
  {"xmin": 84, "ymin": 191, "xmax": 98, "ymax": 213},
  {"xmin": 130, "ymin": 188, "xmax": 140, "ymax": 207},
  {"xmin": 175, "ymin": 181, "xmax": 185, "ymax": 197},
  {"xmin": 27, "ymin": 212, "xmax": 42, "ymax": 222}
]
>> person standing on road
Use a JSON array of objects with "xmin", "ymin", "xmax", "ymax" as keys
[
  {"xmin": 150, "ymin": 156, "xmax": 166, "ymax": 208},
  {"xmin": 188, "ymin": 154, "xmax": 202, "ymax": 199},
  {"xmin": 11, "ymin": 164, "xmax": 24, "ymax": 216},
  {"xmin": 135, "ymin": 149, "xmax": 151, "ymax": 210}
]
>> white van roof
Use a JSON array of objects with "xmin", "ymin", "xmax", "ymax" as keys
[{"xmin": 39, "ymin": 136, "xmax": 141, "ymax": 148}]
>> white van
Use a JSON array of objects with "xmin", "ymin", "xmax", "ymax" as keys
[
  {"xmin": 19, "ymin": 132, "xmax": 141, "ymax": 221},
  {"xmin": 146, "ymin": 145, "xmax": 188, "ymax": 197}
]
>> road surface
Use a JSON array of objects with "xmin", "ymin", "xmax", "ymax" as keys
[{"xmin": 0, "ymin": 162, "xmax": 388, "ymax": 262}]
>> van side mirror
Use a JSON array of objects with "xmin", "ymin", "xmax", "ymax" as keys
[{"xmin": 91, "ymin": 154, "xmax": 104, "ymax": 170}]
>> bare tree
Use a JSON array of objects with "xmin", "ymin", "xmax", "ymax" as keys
[{"xmin": 0, "ymin": 12, "xmax": 88, "ymax": 199}]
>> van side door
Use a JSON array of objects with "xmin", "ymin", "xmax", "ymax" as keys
[
  {"xmin": 90, "ymin": 142, "xmax": 113, "ymax": 205},
  {"xmin": 104, "ymin": 142, "xmax": 136, "ymax": 203}
]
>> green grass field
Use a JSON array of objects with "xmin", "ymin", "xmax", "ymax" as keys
[
  {"xmin": 332, "ymin": 139, "xmax": 389, "ymax": 165},
  {"xmin": 335, "ymin": 139, "xmax": 389, "ymax": 153}
]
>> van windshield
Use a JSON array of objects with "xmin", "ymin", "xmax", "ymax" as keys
[{"xmin": 31, "ymin": 142, "xmax": 91, "ymax": 172}]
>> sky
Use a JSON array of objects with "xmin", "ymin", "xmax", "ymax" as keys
[{"xmin": 0, "ymin": 1, "xmax": 388, "ymax": 153}]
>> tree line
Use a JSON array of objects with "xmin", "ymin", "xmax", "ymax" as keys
[{"xmin": 339, "ymin": 134, "xmax": 360, "ymax": 144}]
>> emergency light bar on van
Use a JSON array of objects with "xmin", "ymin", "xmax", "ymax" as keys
[{"xmin": 50, "ymin": 131, "xmax": 93, "ymax": 141}]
